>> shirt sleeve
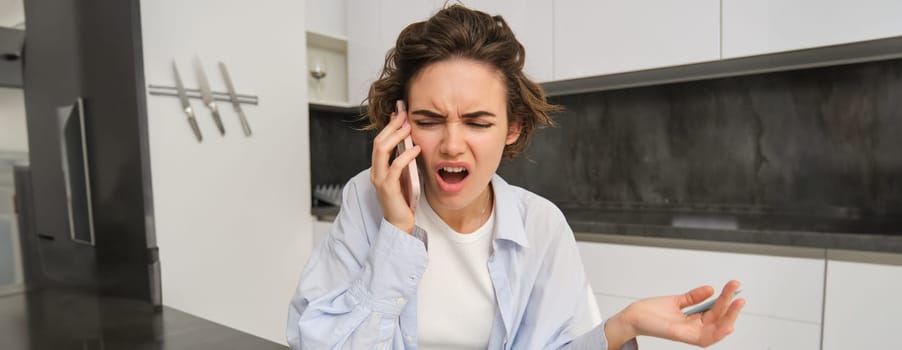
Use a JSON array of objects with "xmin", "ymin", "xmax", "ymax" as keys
[
  {"xmin": 287, "ymin": 178, "xmax": 428, "ymax": 349},
  {"xmin": 564, "ymin": 323, "xmax": 640, "ymax": 350},
  {"xmin": 512, "ymin": 208, "xmax": 638, "ymax": 350}
]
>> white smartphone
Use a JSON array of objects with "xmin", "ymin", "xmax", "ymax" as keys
[
  {"xmin": 396, "ymin": 135, "xmax": 420, "ymax": 211},
  {"xmin": 682, "ymin": 290, "xmax": 742, "ymax": 316}
]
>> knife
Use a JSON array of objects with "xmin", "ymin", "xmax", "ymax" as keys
[
  {"xmin": 172, "ymin": 61, "xmax": 203, "ymax": 142},
  {"xmin": 194, "ymin": 58, "xmax": 226, "ymax": 135},
  {"xmin": 218, "ymin": 62, "xmax": 252, "ymax": 136}
]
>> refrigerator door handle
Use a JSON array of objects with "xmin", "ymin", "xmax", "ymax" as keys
[{"xmin": 57, "ymin": 97, "xmax": 96, "ymax": 246}]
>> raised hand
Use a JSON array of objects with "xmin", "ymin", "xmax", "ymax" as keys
[
  {"xmin": 370, "ymin": 100, "xmax": 421, "ymax": 233},
  {"xmin": 605, "ymin": 280, "xmax": 745, "ymax": 349}
]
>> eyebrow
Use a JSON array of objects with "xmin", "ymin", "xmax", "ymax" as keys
[{"xmin": 410, "ymin": 109, "xmax": 497, "ymax": 119}]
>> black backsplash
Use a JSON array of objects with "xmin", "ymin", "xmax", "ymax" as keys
[
  {"xmin": 311, "ymin": 58, "xmax": 902, "ymax": 231},
  {"xmin": 500, "ymin": 58, "xmax": 902, "ymax": 224},
  {"xmin": 309, "ymin": 109, "xmax": 373, "ymax": 189}
]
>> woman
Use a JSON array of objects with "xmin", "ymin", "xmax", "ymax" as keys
[{"xmin": 288, "ymin": 5, "xmax": 744, "ymax": 349}]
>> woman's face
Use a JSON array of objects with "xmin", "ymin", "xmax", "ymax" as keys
[{"xmin": 407, "ymin": 58, "xmax": 521, "ymax": 212}]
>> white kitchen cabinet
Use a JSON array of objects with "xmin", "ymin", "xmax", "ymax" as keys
[
  {"xmin": 595, "ymin": 292, "xmax": 821, "ymax": 350},
  {"xmin": 577, "ymin": 240, "xmax": 825, "ymax": 323},
  {"xmin": 822, "ymin": 257, "xmax": 902, "ymax": 350},
  {"xmin": 346, "ymin": 1, "xmax": 554, "ymax": 105},
  {"xmin": 553, "ymin": 0, "xmax": 720, "ymax": 81},
  {"xmin": 305, "ymin": 0, "xmax": 352, "ymax": 108},
  {"xmin": 723, "ymin": 0, "xmax": 902, "ymax": 59},
  {"xmin": 305, "ymin": 0, "xmax": 351, "ymax": 108},
  {"xmin": 346, "ymin": 0, "xmax": 436, "ymax": 106},
  {"xmin": 577, "ymin": 240, "xmax": 825, "ymax": 349},
  {"xmin": 0, "ymin": 0, "xmax": 25, "ymax": 28},
  {"xmin": 459, "ymin": 0, "xmax": 554, "ymax": 82},
  {"xmin": 638, "ymin": 311, "xmax": 821, "ymax": 350},
  {"xmin": 306, "ymin": 0, "xmax": 347, "ymax": 38},
  {"xmin": 346, "ymin": 0, "xmax": 382, "ymax": 106},
  {"xmin": 306, "ymin": 32, "xmax": 350, "ymax": 107}
]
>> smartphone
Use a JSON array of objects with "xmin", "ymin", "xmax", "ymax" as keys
[
  {"xmin": 396, "ymin": 135, "xmax": 420, "ymax": 211},
  {"xmin": 682, "ymin": 290, "xmax": 742, "ymax": 316}
]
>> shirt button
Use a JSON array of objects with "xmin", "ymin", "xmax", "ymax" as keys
[
  {"xmin": 405, "ymin": 335, "xmax": 413, "ymax": 343},
  {"xmin": 408, "ymin": 274, "xmax": 416, "ymax": 281},
  {"xmin": 396, "ymin": 297, "xmax": 406, "ymax": 305}
]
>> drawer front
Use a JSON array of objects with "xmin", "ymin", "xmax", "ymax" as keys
[
  {"xmin": 823, "ymin": 259, "xmax": 902, "ymax": 350},
  {"xmin": 577, "ymin": 241, "xmax": 825, "ymax": 324},
  {"xmin": 594, "ymin": 294, "xmax": 821, "ymax": 350}
]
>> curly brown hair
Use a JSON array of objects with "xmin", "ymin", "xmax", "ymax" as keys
[{"xmin": 363, "ymin": 4, "xmax": 559, "ymax": 159}]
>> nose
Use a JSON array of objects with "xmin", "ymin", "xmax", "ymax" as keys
[{"xmin": 439, "ymin": 123, "xmax": 466, "ymax": 157}]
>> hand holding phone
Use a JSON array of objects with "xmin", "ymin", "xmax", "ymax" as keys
[
  {"xmin": 395, "ymin": 101, "xmax": 420, "ymax": 212},
  {"xmin": 682, "ymin": 290, "xmax": 742, "ymax": 316}
]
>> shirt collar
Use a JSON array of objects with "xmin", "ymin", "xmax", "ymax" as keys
[{"xmin": 490, "ymin": 174, "xmax": 531, "ymax": 249}]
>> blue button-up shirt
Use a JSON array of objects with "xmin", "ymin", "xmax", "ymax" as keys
[{"xmin": 288, "ymin": 170, "xmax": 638, "ymax": 349}]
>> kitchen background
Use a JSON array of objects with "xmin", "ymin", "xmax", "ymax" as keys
[
  {"xmin": 312, "ymin": 57, "xmax": 902, "ymax": 234},
  {"xmin": 305, "ymin": 1, "xmax": 902, "ymax": 349},
  {"xmin": 310, "ymin": 56, "xmax": 902, "ymax": 350},
  {"xmin": 2, "ymin": 0, "xmax": 902, "ymax": 349}
]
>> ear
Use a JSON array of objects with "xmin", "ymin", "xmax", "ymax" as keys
[{"xmin": 505, "ymin": 120, "xmax": 522, "ymax": 145}]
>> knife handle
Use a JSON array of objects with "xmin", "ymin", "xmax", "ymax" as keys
[
  {"xmin": 188, "ymin": 117, "xmax": 203, "ymax": 142},
  {"xmin": 237, "ymin": 110, "xmax": 252, "ymax": 136},
  {"xmin": 210, "ymin": 110, "xmax": 226, "ymax": 135}
]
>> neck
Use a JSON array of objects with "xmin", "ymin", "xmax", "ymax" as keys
[{"xmin": 429, "ymin": 184, "xmax": 494, "ymax": 234}]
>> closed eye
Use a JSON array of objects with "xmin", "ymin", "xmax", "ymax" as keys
[
  {"xmin": 410, "ymin": 109, "xmax": 497, "ymax": 129},
  {"xmin": 463, "ymin": 111, "xmax": 496, "ymax": 129},
  {"xmin": 411, "ymin": 109, "xmax": 444, "ymax": 128},
  {"xmin": 414, "ymin": 120, "xmax": 440, "ymax": 128}
]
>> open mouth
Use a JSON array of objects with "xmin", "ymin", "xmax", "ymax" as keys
[{"xmin": 438, "ymin": 166, "xmax": 469, "ymax": 184}]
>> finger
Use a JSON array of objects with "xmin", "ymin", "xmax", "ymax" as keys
[
  {"xmin": 717, "ymin": 298, "xmax": 745, "ymax": 331},
  {"xmin": 371, "ymin": 112, "xmax": 398, "ymax": 174},
  {"xmin": 375, "ymin": 109, "xmax": 405, "ymax": 141},
  {"xmin": 372, "ymin": 102, "xmax": 409, "ymax": 148},
  {"xmin": 372, "ymin": 113, "xmax": 411, "ymax": 178},
  {"xmin": 705, "ymin": 280, "xmax": 741, "ymax": 322},
  {"xmin": 387, "ymin": 144, "xmax": 421, "ymax": 182},
  {"xmin": 712, "ymin": 298, "xmax": 745, "ymax": 342},
  {"xmin": 679, "ymin": 285, "xmax": 715, "ymax": 308}
]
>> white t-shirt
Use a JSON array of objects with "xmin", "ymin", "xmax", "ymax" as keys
[{"xmin": 415, "ymin": 194, "xmax": 497, "ymax": 350}]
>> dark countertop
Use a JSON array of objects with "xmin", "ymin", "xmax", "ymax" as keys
[
  {"xmin": 313, "ymin": 205, "xmax": 902, "ymax": 254},
  {"xmin": 563, "ymin": 209, "xmax": 902, "ymax": 254},
  {"xmin": 0, "ymin": 289, "xmax": 287, "ymax": 350},
  {"xmin": 311, "ymin": 206, "xmax": 340, "ymax": 219}
]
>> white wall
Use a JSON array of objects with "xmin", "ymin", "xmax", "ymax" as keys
[
  {"xmin": 0, "ymin": 0, "xmax": 25, "ymax": 28},
  {"xmin": 0, "ymin": 87, "xmax": 28, "ymax": 152},
  {"xmin": 306, "ymin": 0, "xmax": 346, "ymax": 37},
  {"xmin": 139, "ymin": 0, "xmax": 312, "ymax": 344}
]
